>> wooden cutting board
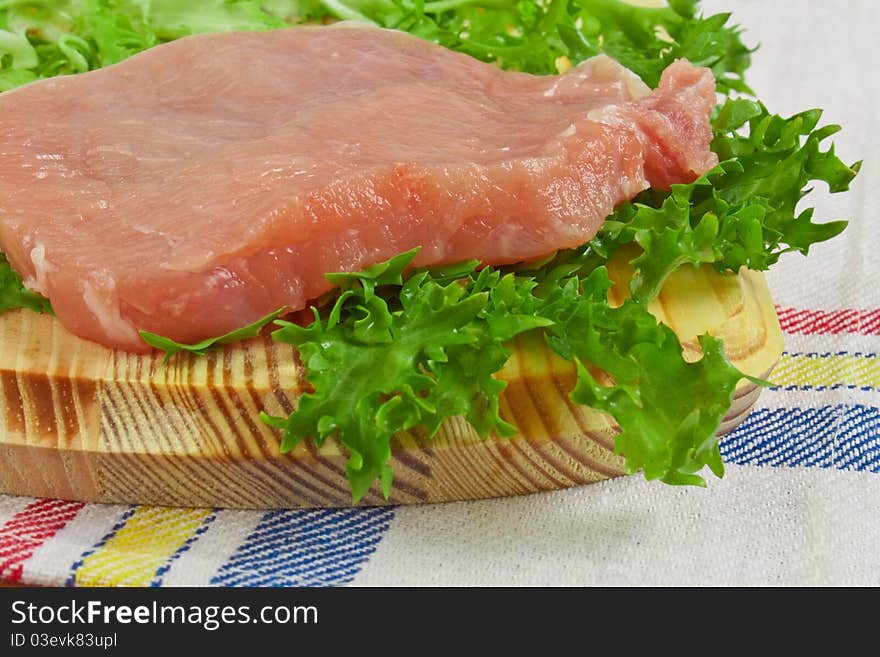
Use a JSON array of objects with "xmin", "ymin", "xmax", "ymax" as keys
[{"xmin": 0, "ymin": 259, "xmax": 783, "ymax": 508}]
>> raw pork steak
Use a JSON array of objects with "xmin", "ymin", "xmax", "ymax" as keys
[{"xmin": 0, "ymin": 25, "xmax": 717, "ymax": 352}]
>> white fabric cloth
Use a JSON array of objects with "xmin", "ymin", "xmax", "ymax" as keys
[{"xmin": 356, "ymin": 466, "xmax": 880, "ymax": 586}]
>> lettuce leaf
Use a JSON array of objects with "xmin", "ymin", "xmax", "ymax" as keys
[
  {"xmin": 586, "ymin": 99, "xmax": 860, "ymax": 301},
  {"xmin": 140, "ymin": 307, "xmax": 284, "ymax": 362},
  {"xmin": 262, "ymin": 249, "xmax": 551, "ymax": 500},
  {"xmin": 264, "ymin": 250, "xmax": 746, "ymax": 501},
  {"xmin": 0, "ymin": 0, "xmax": 295, "ymax": 89},
  {"xmin": 1, "ymin": 1, "xmax": 749, "ymax": 92},
  {"xmin": 0, "ymin": 254, "xmax": 53, "ymax": 315},
  {"xmin": 541, "ymin": 268, "xmax": 742, "ymax": 484},
  {"xmin": 312, "ymin": 0, "xmax": 751, "ymax": 92}
]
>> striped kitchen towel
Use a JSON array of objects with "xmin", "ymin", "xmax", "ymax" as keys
[{"xmin": 0, "ymin": 0, "xmax": 878, "ymax": 586}]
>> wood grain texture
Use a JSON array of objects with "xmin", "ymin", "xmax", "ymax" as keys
[{"xmin": 0, "ymin": 259, "xmax": 782, "ymax": 508}]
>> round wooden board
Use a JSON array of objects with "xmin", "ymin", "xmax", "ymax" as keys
[{"xmin": 0, "ymin": 258, "xmax": 783, "ymax": 508}]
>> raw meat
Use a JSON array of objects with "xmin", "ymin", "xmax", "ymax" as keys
[{"xmin": 0, "ymin": 25, "xmax": 717, "ymax": 352}]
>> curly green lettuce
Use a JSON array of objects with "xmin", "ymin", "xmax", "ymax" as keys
[
  {"xmin": 295, "ymin": 0, "xmax": 752, "ymax": 91},
  {"xmin": 0, "ymin": 254, "xmax": 53, "ymax": 315},
  {"xmin": 139, "ymin": 308, "xmax": 285, "ymax": 362},
  {"xmin": 563, "ymin": 99, "xmax": 860, "ymax": 303},
  {"xmin": 1, "ymin": 0, "xmax": 751, "ymax": 92}
]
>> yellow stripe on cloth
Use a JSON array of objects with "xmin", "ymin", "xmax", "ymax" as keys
[
  {"xmin": 74, "ymin": 507, "xmax": 212, "ymax": 587},
  {"xmin": 772, "ymin": 354, "xmax": 880, "ymax": 388}
]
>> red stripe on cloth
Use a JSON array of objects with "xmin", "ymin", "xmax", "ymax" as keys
[
  {"xmin": 776, "ymin": 307, "xmax": 880, "ymax": 336},
  {"xmin": 0, "ymin": 499, "xmax": 85, "ymax": 583}
]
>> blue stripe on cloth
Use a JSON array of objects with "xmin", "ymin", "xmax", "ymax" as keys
[
  {"xmin": 783, "ymin": 352, "xmax": 878, "ymax": 358},
  {"xmin": 210, "ymin": 507, "xmax": 394, "ymax": 587},
  {"xmin": 64, "ymin": 506, "xmax": 137, "ymax": 587},
  {"xmin": 151, "ymin": 511, "xmax": 218, "ymax": 588},
  {"xmin": 722, "ymin": 405, "xmax": 880, "ymax": 473},
  {"xmin": 772, "ymin": 386, "xmax": 877, "ymax": 392}
]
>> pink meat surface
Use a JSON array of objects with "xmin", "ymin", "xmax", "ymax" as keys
[{"xmin": 0, "ymin": 25, "xmax": 717, "ymax": 352}]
